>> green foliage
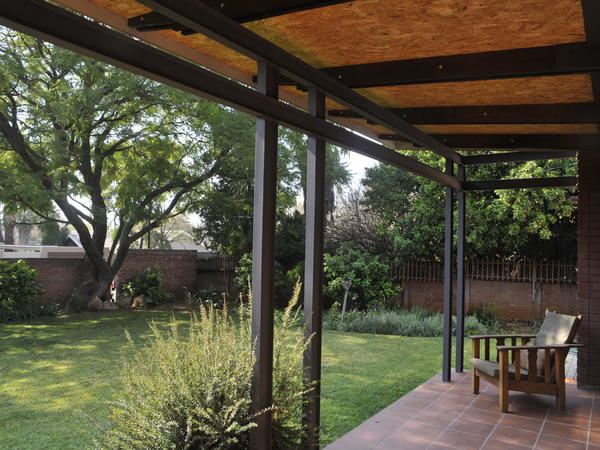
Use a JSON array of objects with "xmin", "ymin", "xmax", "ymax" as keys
[
  {"xmin": 193, "ymin": 125, "xmax": 349, "ymax": 257},
  {"xmin": 324, "ymin": 246, "xmax": 400, "ymax": 309},
  {"xmin": 0, "ymin": 260, "xmax": 44, "ymax": 321},
  {"xmin": 40, "ymin": 222, "xmax": 70, "ymax": 246},
  {"xmin": 323, "ymin": 304, "xmax": 488, "ymax": 337},
  {"xmin": 234, "ymin": 253, "xmax": 301, "ymax": 308},
  {"xmin": 100, "ymin": 285, "xmax": 312, "ymax": 449},
  {"xmin": 361, "ymin": 153, "xmax": 576, "ymax": 262},
  {"xmin": 121, "ymin": 266, "xmax": 173, "ymax": 307},
  {"xmin": 0, "ymin": 29, "xmax": 239, "ymax": 309},
  {"xmin": 468, "ymin": 302, "xmax": 501, "ymax": 330}
]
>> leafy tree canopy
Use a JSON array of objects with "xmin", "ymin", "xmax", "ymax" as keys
[
  {"xmin": 0, "ymin": 29, "xmax": 237, "ymax": 310},
  {"xmin": 355, "ymin": 151, "xmax": 576, "ymax": 263}
]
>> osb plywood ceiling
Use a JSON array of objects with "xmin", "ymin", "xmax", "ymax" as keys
[
  {"xmin": 357, "ymin": 75, "xmax": 595, "ymax": 108},
  {"xmin": 83, "ymin": 0, "xmax": 595, "ymax": 143},
  {"xmin": 89, "ymin": 0, "xmax": 587, "ymax": 69}
]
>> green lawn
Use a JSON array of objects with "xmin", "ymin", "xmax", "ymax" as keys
[{"xmin": 0, "ymin": 310, "xmax": 471, "ymax": 449}]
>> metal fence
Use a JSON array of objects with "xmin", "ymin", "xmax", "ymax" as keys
[
  {"xmin": 391, "ymin": 259, "xmax": 577, "ymax": 284},
  {"xmin": 197, "ymin": 254, "xmax": 238, "ymax": 272}
]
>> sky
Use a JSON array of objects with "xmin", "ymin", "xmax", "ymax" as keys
[{"xmin": 341, "ymin": 150, "xmax": 378, "ymax": 188}]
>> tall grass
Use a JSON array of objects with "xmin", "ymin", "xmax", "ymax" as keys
[
  {"xmin": 99, "ymin": 284, "xmax": 312, "ymax": 449},
  {"xmin": 323, "ymin": 305, "xmax": 488, "ymax": 337}
]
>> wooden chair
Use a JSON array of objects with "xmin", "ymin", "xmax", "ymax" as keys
[{"xmin": 470, "ymin": 310, "xmax": 583, "ymax": 412}]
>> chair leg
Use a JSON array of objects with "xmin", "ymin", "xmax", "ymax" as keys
[
  {"xmin": 499, "ymin": 350, "xmax": 509, "ymax": 412},
  {"xmin": 472, "ymin": 369, "xmax": 480, "ymax": 394},
  {"xmin": 556, "ymin": 349, "xmax": 566, "ymax": 410},
  {"xmin": 556, "ymin": 381, "xmax": 566, "ymax": 410}
]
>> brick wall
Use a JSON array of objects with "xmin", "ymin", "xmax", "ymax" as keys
[
  {"xmin": 117, "ymin": 249, "xmax": 198, "ymax": 299},
  {"xmin": 25, "ymin": 258, "xmax": 84, "ymax": 305},
  {"xmin": 22, "ymin": 249, "xmax": 198, "ymax": 304},
  {"xmin": 400, "ymin": 279, "xmax": 577, "ymax": 320},
  {"xmin": 577, "ymin": 152, "xmax": 600, "ymax": 389}
]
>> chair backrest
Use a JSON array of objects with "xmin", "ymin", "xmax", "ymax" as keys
[{"xmin": 534, "ymin": 310, "xmax": 582, "ymax": 346}]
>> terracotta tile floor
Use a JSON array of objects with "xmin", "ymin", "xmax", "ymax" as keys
[{"xmin": 325, "ymin": 370, "xmax": 599, "ymax": 450}]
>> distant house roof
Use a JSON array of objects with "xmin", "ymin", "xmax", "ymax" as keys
[{"xmin": 64, "ymin": 233, "xmax": 82, "ymax": 247}]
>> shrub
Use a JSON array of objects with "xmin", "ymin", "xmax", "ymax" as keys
[
  {"xmin": 468, "ymin": 302, "xmax": 501, "ymax": 330},
  {"xmin": 100, "ymin": 284, "xmax": 312, "ymax": 449},
  {"xmin": 234, "ymin": 253, "xmax": 299, "ymax": 307},
  {"xmin": 0, "ymin": 260, "xmax": 44, "ymax": 321},
  {"xmin": 121, "ymin": 266, "xmax": 173, "ymax": 307},
  {"xmin": 323, "ymin": 306, "xmax": 488, "ymax": 337},
  {"xmin": 323, "ymin": 246, "xmax": 400, "ymax": 310}
]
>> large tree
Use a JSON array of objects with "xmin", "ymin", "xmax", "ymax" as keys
[
  {"xmin": 0, "ymin": 30, "xmax": 235, "ymax": 311},
  {"xmin": 195, "ymin": 123, "xmax": 350, "ymax": 257},
  {"xmin": 347, "ymin": 151, "xmax": 577, "ymax": 263}
]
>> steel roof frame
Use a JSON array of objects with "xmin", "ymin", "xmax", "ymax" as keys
[{"xmin": 0, "ymin": 0, "xmax": 460, "ymax": 189}]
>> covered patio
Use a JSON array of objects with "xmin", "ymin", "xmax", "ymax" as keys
[
  {"xmin": 327, "ymin": 370, "xmax": 599, "ymax": 450},
  {"xmin": 1, "ymin": 0, "xmax": 599, "ymax": 449}
]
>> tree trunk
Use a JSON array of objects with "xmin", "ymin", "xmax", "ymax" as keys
[
  {"xmin": 65, "ymin": 260, "xmax": 114, "ymax": 312},
  {"xmin": 4, "ymin": 221, "xmax": 14, "ymax": 245}
]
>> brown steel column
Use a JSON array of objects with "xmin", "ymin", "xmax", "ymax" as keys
[
  {"xmin": 250, "ymin": 61, "xmax": 278, "ymax": 450},
  {"xmin": 442, "ymin": 158, "xmax": 454, "ymax": 382},
  {"xmin": 455, "ymin": 165, "xmax": 466, "ymax": 372},
  {"xmin": 302, "ymin": 88, "xmax": 326, "ymax": 449}
]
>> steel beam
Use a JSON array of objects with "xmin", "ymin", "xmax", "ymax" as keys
[
  {"xmin": 329, "ymin": 103, "xmax": 600, "ymax": 124},
  {"xmin": 380, "ymin": 134, "xmax": 600, "ymax": 151},
  {"xmin": 462, "ymin": 151, "xmax": 577, "ymax": 165},
  {"xmin": 137, "ymin": 0, "xmax": 461, "ymax": 163},
  {"xmin": 302, "ymin": 88, "xmax": 326, "ymax": 449},
  {"xmin": 250, "ymin": 61, "xmax": 279, "ymax": 450},
  {"xmin": 129, "ymin": 0, "xmax": 353, "ymax": 30},
  {"xmin": 462, "ymin": 177, "xmax": 577, "ymax": 191},
  {"xmin": 301, "ymin": 43, "xmax": 600, "ymax": 88},
  {"xmin": 455, "ymin": 165, "xmax": 466, "ymax": 373},
  {"xmin": 0, "ymin": 0, "xmax": 459, "ymax": 188},
  {"xmin": 442, "ymin": 159, "xmax": 454, "ymax": 382}
]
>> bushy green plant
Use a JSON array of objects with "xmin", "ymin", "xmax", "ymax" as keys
[
  {"xmin": 0, "ymin": 260, "xmax": 44, "ymax": 321},
  {"xmin": 100, "ymin": 284, "xmax": 312, "ymax": 449},
  {"xmin": 323, "ymin": 306, "xmax": 488, "ymax": 337},
  {"xmin": 234, "ymin": 253, "xmax": 300, "ymax": 307},
  {"xmin": 121, "ymin": 266, "xmax": 173, "ymax": 307},
  {"xmin": 324, "ymin": 246, "xmax": 400, "ymax": 310},
  {"xmin": 468, "ymin": 302, "xmax": 501, "ymax": 330}
]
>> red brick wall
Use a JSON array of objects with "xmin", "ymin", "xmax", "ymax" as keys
[
  {"xmin": 25, "ymin": 258, "xmax": 84, "ymax": 305},
  {"xmin": 577, "ymin": 152, "xmax": 600, "ymax": 389},
  {"xmin": 117, "ymin": 250, "xmax": 198, "ymax": 299},
  {"xmin": 400, "ymin": 279, "xmax": 577, "ymax": 320},
  {"xmin": 22, "ymin": 249, "xmax": 199, "ymax": 304}
]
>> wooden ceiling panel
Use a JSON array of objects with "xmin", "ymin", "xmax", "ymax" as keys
[
  {"xmin": 356, "ymin": 75, "xmax": 595, "ymax": 108},
  {"xmin": 416, "ymin": 124, "xmax": 600, "ymax": 135},
  {"xmin": 370, "ymin": 123, "xmax": 599, "ymax": 135},
  {"xmin": 91, "ymin": 0, "xmax": 586, "ymax": 70},
  {"xmin": 247, "ymin": 0, "xmax": 586, "ymax": 67}
]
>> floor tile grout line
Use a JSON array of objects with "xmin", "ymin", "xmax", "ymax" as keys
[
  {"xmin": 531, "ymin": 408, "xmax": 550, "ymax": 449},
  {"xmin": 424, "ymin": 380, "xmax": 487, "ymax": 450},
  {"xmin": 371, "ymin": 371, "xmax": 467, "ymax": 449},
  {"xmin": 477, "ymin": 410, "xmax": 506, "ymax": 450},
  {"xmin": 370, "ymin": 371, "xmax": 468, "ymax": 448}
]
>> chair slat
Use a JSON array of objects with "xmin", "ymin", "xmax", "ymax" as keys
[
  {"xmin": 484, "ymin": 338, "xmax": 490, "ymax": 361},
  {"xmin": 511, "ymin": 337, "xmax": 517, "ymax": 363},
  {"xmin": 544, "ymin": 348, "xmax": 552, "ymax": 384},
  {"xmin": 528, "ymin": 348, "xmax": 538, "ymax": 381},
  {"xmin": 514, "ymin": 349, "xmax": 521, "ymax": 381},
  {"xmin": 472, "ymin": 338, "xmax": 480, "ymax": 359},
  {"xmin": 496, "ymin": 338, "xmax": 505, "ymax": 362}
]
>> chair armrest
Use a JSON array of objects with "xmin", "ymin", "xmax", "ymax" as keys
[
  {"xmin": 470, "ymin": 334, "xmax": 536, "ymax": 340},
  {"xmin": 496, "ymin": 343, "xmax": 585, "ymax": 351}
]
